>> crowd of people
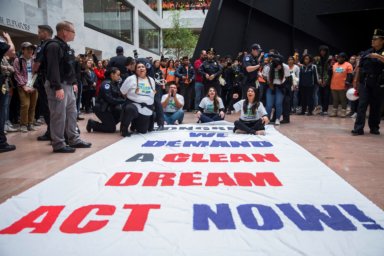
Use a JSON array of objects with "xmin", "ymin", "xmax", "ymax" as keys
[{"xmin": 0, "ymin": 21, "xmax": 383, "ymax": 154}]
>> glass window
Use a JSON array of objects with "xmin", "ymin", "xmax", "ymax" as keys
[
  {"xmin": 84, "ymin": 0, "xmax": 133, "ymax": 44},
  {"xmin": 142, "ymin": 0, "xmax": 158, "ymax": 12},
  {"xmin": 139, "ymin": 13, "xmax": 160, "ymax": 55}
]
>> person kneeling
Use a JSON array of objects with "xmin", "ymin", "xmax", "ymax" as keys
[
  {"xmin": 161, "ymin": 84, "xmax": 184, "ymax": 125},
  {"xmin": 233, "ymin": 86, "xmax": 269, "ymax": 135},
  {"xmin": 87, "ymin": 67, "xmax": 125, "ymax": 133},
  {"xmin": 119, "ymin": 62, "xmax": 156, "ymax": 137},
  {"xmin": 196, "ymin": 87, "xmax": 225, "ymax": 123}
]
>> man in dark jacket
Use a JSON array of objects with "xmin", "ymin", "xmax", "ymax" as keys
[{"xmin": 107, "ymin": 46, "xmax": 128, "ymax": 80}]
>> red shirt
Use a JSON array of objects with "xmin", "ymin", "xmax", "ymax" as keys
[{"xmin": 194, "ymin": 58, "xmax": 203, "ymax": 83}]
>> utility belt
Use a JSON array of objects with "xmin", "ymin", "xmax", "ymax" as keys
[
  {"xmin": 124, "ymin": 98, "xmax": 154, "ymax": 111},
  {"xmin": 362, "ymin": 71, "xmax": 384, "ymax": 86}
]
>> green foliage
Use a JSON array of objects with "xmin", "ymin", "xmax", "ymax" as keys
[{"xmin": 163, "ymin": 11, "xmax": 198, "ymax": 59}]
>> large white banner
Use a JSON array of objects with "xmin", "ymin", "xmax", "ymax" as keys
[{"xmin": 0, "ymin": 124, "xmax": 383, "ymax": 255}]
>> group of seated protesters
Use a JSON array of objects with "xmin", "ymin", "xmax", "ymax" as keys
[{"xmin": 86, "ymin": 60, "xmax": 270, "ymax": 137}]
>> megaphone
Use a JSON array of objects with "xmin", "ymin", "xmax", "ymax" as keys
[{"xmin": 346, "ymin": 88, "xmax": 359, "ymax": 101}]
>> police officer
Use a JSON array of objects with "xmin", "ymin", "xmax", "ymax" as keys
[
  {"xmin": 243, "ymin": 43, "xmax": 263, "ymax": 99},
  {"xmin": 199, "ymin": 47, "xmax": 222, "ymax": 95},
  {"xmin": 44, "ymin": 21, "xmax": 91, "ymax": 153},
  {"xmin": 352, "ymin": 28, "xmax": 384, "ymax": 135},
  {"xmin": 33, "ymin": 25, "xmax": 53, "ymax": 141},
  {"xmin": 86, "ymin": 67, "xmax": 125, "ymax": 133}
]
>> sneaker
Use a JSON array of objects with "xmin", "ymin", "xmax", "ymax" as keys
[
  {"xmin": 20, "ymin": 125, "xmax": 28, "ymax": 133},
  {"xmin": 174, "ymin": 120, "xmax": 179, "ymax": 125},
  {"xmin": 275, "ymin": 119, "xmax": 280, "ymax": 125},
  {"xmin": 351, "ymin": 113, "xmax": 357, "ymax": 119},
  {"xmin": 5, "ymin": 124, "xmax": 18, "ymax": 132},
  {"xmin": 27, "ymin": 125, "xmax": 37, "ymax": 131},
  {"xmin": 33, "ymin": 121, "xmax": 41, "ymax": 126}
]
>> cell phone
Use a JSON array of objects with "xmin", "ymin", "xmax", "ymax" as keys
[{"xmin": 133, "ymin": 50, "xmax": 138, "ymax": 58}]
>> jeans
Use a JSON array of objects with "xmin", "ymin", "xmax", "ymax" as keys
[
  {"xmin": 313, "ymin": 84, "xmax": 319, "ymax": 106},
  {"xmin": 163, "ymin": 109, "xmax": 184, "ymax": 124},
  {"xmin": 194, "ymin": 82, "xmax": 204, "ymax": 110},
  {"xmin": 0, "ymin": 90, "xmax": 8, "ymax": 146},
  {"xmin": 266, "ymin": 87, "xmax": 284, "ymax": 120}
]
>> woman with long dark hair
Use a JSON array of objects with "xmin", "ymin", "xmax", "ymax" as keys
[
  {"xmin": 233, "ymin": 87, "xmax": 269, "ymax": 135},
  {"xmin": 196, "ymin": 87, "xmax": 225, "ymax": 123},
  {"xmin": 119, "ymin": 61, "xmax": 156, "ymax": 136},
  {"xmin": 263, "ymin": 56, "xmax": 291, "ymax": 125},
  {"xmin": 86, "ymin": 67, "xmax": 125, "ymax": 133}
]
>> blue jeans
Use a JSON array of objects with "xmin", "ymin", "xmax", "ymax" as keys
[
  {"xmin": 0, "ymin": 91, "xmax": 8, "ymax": 146},
  {"xmin": 163, "ymin": 109, "xmax": 184, "ymax": 124},
  {"xmin": 266, "ymin": 87, "xmax": 284, "ymax": 120},
  {"xmin": 200, "ymin": 113, "xmax": 223, "ymax": 123},
  {"xmin": 194, "ymin": 82, "xmax": 204, "ymax": 110}
]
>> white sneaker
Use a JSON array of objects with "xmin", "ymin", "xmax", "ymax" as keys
[
  {"xmin": 351, "ymin": 113, "xmax": 357, "ymax": 119},
  {"xmin": 275, "ymin": 119, "xmax": 280, "ymax": 125},
  {"xmin": 5, "ymin": 124, "xmax": 18, "ymax": 132},
  {"xmin": 174, "ymin": 120, "xmax": 179, "ymax": 125},
  {"xmin": 20, "ymin": 125, "xmax": 28, "ymax": 133}
]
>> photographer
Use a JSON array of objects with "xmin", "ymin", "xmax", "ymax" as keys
[{"xmin": 161, "ymin": 83, "xmax": 184, "ymax": 125}]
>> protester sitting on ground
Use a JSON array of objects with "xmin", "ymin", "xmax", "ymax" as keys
[
  {"xmin": 87, "ymin": 67, "xmax": 125, "ymax": 133},
  {"xmin": 161, "ymin": 83, "xmax": 184, "ymax": 125},
  {"xmin": 120, "ymin": 61, "xmax": 156, "ymax": 137},
  {"xmin": 196, "ymin": 87, "xmax": 225, "ymax": 123},
  {"xmin": 233, "ymin": 86, "xmax": 269, "ymax": 135}
]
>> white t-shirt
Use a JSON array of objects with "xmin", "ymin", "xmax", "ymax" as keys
[
  {"xmin": 161, "ymin": 93, "xmax": 184, "ymax": 113},
  {"xmin": 263, "ymin": 63, "xmax": 291, "ymax": 85},
  {"xmin": 233, "ymin": 99, "xmax": 267, "ymax": 121},
  {"xmin": 120, "ymin": 75, "xmax": 155, "ymax": 116},
  {"xmin": 26, "ymin": 59, "xmax": 33, "ymax": 87},
  {"xmin": 289, "ymin": 65, "xmax": 300, "ymax": 87},
  {"xmin": 199, "ymin": 97, "xmax": 224, "ymax": 114}
]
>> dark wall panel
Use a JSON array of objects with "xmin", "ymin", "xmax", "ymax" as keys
[{"xmin": 194, "ymin": 0, "xmax": 384, "ymax": 60}]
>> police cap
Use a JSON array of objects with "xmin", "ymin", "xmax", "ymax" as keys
[
  {"xmin": 38, "ymin": 25, "xmax": 53, "ymax": 35},
  {"xmin": 372, "ymin": 29, "xmax": 384, "ymax": 40},
  {"xmin": 207, "ymin": 47, "xmax": 216, "ymax": 55},
  {"xmin": 251, "ymin": 43, "xmax": 262, "ymax": 51}
]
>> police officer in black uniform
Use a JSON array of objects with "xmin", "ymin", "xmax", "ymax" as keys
[
  {"xmin": 243, "ymin": 43, "xmax": 263, "ymax": 99},
  {"xmin": 33, "ymin": 25, "xmax": 53, "ymax": 141},
  {"xmin": 352, "ymin": 29, "xmax": 384, "ymax": 135},
  {"xmin": 86, "ymin": 67, "xmax": 125, "ymax": 133},
  {"xmin": 199, "ymin": 47, "xmax": 222, "ymax": 95},
  {"xmin": 44, "ymin": 21, "xmax": 91, "ymax": 153}
]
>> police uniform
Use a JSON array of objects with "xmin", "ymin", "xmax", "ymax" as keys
[
  {"xmin": 352, "ymin": 29, "xmax": 384, "ymax": 135},
  {"xmin": 243, "ymin": 53, "xmax": 260, "ymax": 98},
  {"xmin": 87, "ymin": 79, "xmax": 125, "ymax": 133},
  {"xmin": 35, "ymin": 39, "xmax": 51, "ymax": 140},
  {"xmin": 45, "ymin": 35, "xmax": 91, "ymax": 152},
  {"xmin": 199, "ymin": 48, "xmax": 222, "ymax": 95}
]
